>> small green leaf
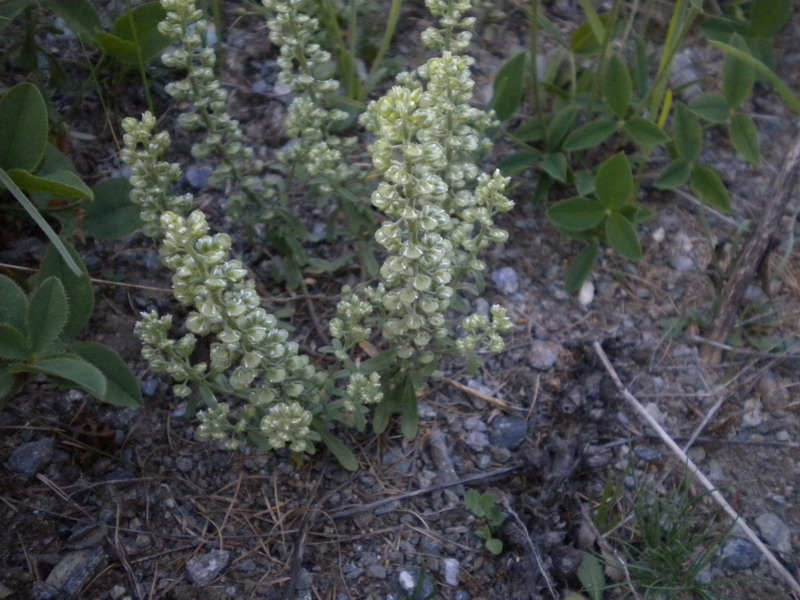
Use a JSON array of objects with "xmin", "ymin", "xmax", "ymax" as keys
[
  {"xmin": 574, "ymin": 170, "xmax": 595, "ymax": 196},
  {"xmin": 96, "ymin": 31, "xmax": 138, "ymax": 61},
  {"xmin": 566, "ymin": 243, "xmax": 599, "ymax": 294},
  {"xmin": 0, "ymin": 325, "xmax": 31, "ymax": 360},
  {"xmin": 562, "ymin": 120, "xmax": 617, "ymax": 152},
  {"xmin": 603, "ymin": 53, "xmax": 632, "ymax": 119},
  {"xmin": 746, "ymin": 0, "xmax": 791, "ymax": 37},
  {"xmin": 41, "ymin": 0, "xmax": 101, "ymax": 43},
  {"xmin": 547, "ymin": 197, "xmax": 606, "ymax": 231},
  {"xmin": 0, "ymin": 0, "xmax": 36, "ymax": 33},
  {"xmin": 31, "ymin": 243, "xmax": 94, "ymax": 340},
  {"xmin": 729, "ymin": 112, "xmax": 761, "ymax": 165},
  {"xmin": 108, "ymin": 2, "xmax": 170, "ymax": 65},
  {"xmin": 542, "ymin": 153, "xmax": 568, "ymax": 182},
  {"xmin": 73, "ymin": 342, "xmax": 143, "ymax": 407},
  {"xmin": 498, "ymin": 151, "xmax": 540, "ymax": 176},
  {"xmin": 27, "ymin": 356, "xmax": 106, "ymax": 399},
  {"xmin": 605, "ymin": 212, "xmax": 641, "ymax": 261},
  {"xmin": 722, "ymin": 34, "xmax": 755, "ymax": 109},
  {"xmin": 654, "ymin": 160, "xmax": 692, "ymax": 189},
  {"xmin": 319, "ymin": 430, "xmax": 358, "ymax": 472},
  {"xmin": 0, "ymin": 274, "xmax": 29, "ymax": 332},
  {"xmin": 577, "ymin": 552, "xmax": 606, "ymax": 600},
  {"xmin": 485, "ymin": 538, "xmax": 504, "ymax": 555},
  {"xmin": 0, "ymin": 366, "xmax": 15, "ymax": 401},
  {"xmin": 84, "ymin": 178, "xmax": 142, "ymax": 240},
  {"xmin": 691, "ymin": 165, "xmax": 732, "ymax": 213},
  {"xmin": 513, "ymin": 118, "xmax": 545, "ymax": 143},
  {"xmin": 0, "ymin": 83, "xmax": 48, "ymax": 172},
  {"xmin": 623, "ymin": 117, "xmax": 668, "ymax": 146},
  {"xmin": 8, "ymin": 168, "xmax": 93, "ymax": 200},
  {"xmin": 595, "ymin": 152, "xmax": 633, "ymax": 210},
  {"xmin": 400, "ymin": 376, "xmax": 419, "ymax": 440},
  {"xmin": 546, "ymin": 105, "xmax": 579, "ymax": 150},
  {"xmin": 491, "ymin": 52, "xmax": 527, "ymax": 122},
  {"xmin": 27, "ymin": 277, "xmax": 68, "ymax": 355},
  {"xmin": 688, "ymin": 93, "xmax": 730, "ymax": 124},
  {"xmin": 673, "ymin": 104, "xmax": 703, "ymax": 162}
]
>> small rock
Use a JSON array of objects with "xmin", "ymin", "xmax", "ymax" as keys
[
  {"xmin": 186, "ymin": 549, "xmax": 230, "ymax": 585},
  {"xmin": 491, "ymin": 267, "xmax": 519, "ymax": 295},
  {"xmin": 671, "ymin": 255, "xmax": 694, "ymax": 272},
  {"xmin": 742, "ymin": 398, "xmax": 765, "ymax": 427},
  {"xmin": 29, "ymin": 582, "xmax": 62, "ymax": 600},
  {"xmin": 442, "ymin": 558, "xmax": 459, "ymax": 586},
  {"xmin": 294, "ymin": 568, "xmax": 313, "ymax": 590},
  {"xmin": 176, "ymin": 457, "xmax": 193, "ymax": 473},
  {"xmin": 110, "ymin": 585, "xmax": 126, "ymax": 599},
  {"xmin": 382, "ymin": 447, "xmax": 412, "ymax": 475},
  {"xmin": 140, "ymin": 377, "xmax": 159, "ymax": 398},
  {"xmin": 463, "ymin": 416, "xmax": 487, "ymax": 432},
  {"xmin": 529, "ymin": 341, "xmax": 563, "ymax": 370},
  {"xmin": 397, "ymin": 568, "xmax": 436, "ymax": 599},
  {"xmin": 635, "ymin": 447, "xmax": 662, "ymax": 462},
  {"xmin": 464, "ymin": 430, "xmax": 489, "ymax": 452},
  {"xmin": 755, "ymin": 512, "xmax": 792, "ymax": 554},
  {"xmin": 8, "ymin": 437, "xmax": 54, "ymax": 476},
  {"xmin": 454, "ymin": 592, "xmax": 471, "ymax": 600},
  {"xmin": 365, "ymin": 564, "xmax": 387, "ymax": 579},
  {"xmin": 184, "ymin": 165, "xmax": 214, "ymax": 189},
  {"xmin": 489, "ymin": 416, "xmax": 528, "ymax": 450},
  {"xmin": 578, "ymin": 280, "xmax": 595, "ymax": 306},
  {"xmin": 0, "ymin": 581, "xmax": 13, "ymax": 600},
  {"xmin": 45, "ymin": 548, "xmax": 107, "ymax": 598},
  {"xmin": 720, "ymin": 538, "xmax": 761, "ymax": 570}
]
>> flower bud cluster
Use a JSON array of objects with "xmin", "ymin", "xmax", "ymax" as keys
[
  {"xmin": 333, "ymin": 0, "xmax": 514, "ymax": 368},
  {"xmin": 120, "ymin": 112, "xmax": 192, "ymax": 238},
  {"xmin": 421, "ymin": 0, "xmax": 476, "ymax": 53},
  {"xmin": 263, "ymin": 0, "xmax": 357, "ymax": 193},
  {"xmin": 158, "ymin": 0, "xmax": 265, "ymax": 216}
]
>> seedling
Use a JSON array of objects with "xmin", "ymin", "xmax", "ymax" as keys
[{"xmin": 465, "ymin": 489, "xmax": 506, "ymax": 555}]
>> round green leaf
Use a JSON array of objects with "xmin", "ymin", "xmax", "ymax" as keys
[
  {"xmin": 8, "ymin": 168, "xmax": 93, "ymax": 200},
  {"xmin": 603, "ymin": 53, "xmax": 632, "ymax": 119},
  {"xmin": 562, "ymin": 120, "xmax": 617, "ymax": 152},
  {"xmin": 624, "ymin": 117, "xmax": 668, "ymax": 147},
  {"xmin": 485, "ymin": 538, "xmax": 504, "ymax": 555},
  {"xmin": 41, "ymin": 0, "xmax": 101, "ymax": 42},
  {"xmin": 722, "ymin": 34, "xmax": 755, "ymax": 109},
  {"xmin": 109, "ymin": 2, "xmax": 170, "ymax": 65},
  {"xmin": 605, "ymin": 212, "xmax": 642, "ymax": 261},
  {"xmin": 547, "ymin": 197, "xmax": 606, "ymax": 231},
  {"xmin": 654, "ymin": 160, "xmax": 692, "ymax": 190},
  {"xmin": 0, "ymin": 274, "xmax": 29, "ymax": 332},
  {"xmin": 673, "ymin": 104, "xmax": 703, "ymax": 162},
  {"xmin": 0, "ymin": 83, "xmax": 47, "ymax": 171},
  {"xmin": 747, "ymin": 0, "xmax": 791, "ymax": 37},
  {"xmin": 491, "ymin": 52, "xmax": 527, "ymax": 122},
  {"xmin": 729, "ymin": 112, "xmax": 761, "ymax": 165},
  {"xmin": 27, "ymin": 277, "xmax": 68, "ymax": 355},
  {"xmin": 85, "ymin": 178, "xmax": 142, "ymax": 240},
  {"xmin": 595, "ymin": 152, "xmax": 633, "ymax": 209},
  {"xmin": 73, "ymin": 341, "xmax": 143, "ymax": 407},
  {"xmin": 28, "ymin": 356, "xmax": 106, "ymax": 399},
  {"xmin": 688, "ymin": 93, "xmax": 730, "ymax": 124},
  {"xmin": 690, "ymin": 165, "xmax": 732, "ymax": 213}
]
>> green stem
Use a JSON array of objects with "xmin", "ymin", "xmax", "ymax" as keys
[
  {"xmin": 363, "ymin": 0, "xmax": 402, "ymax": 97},
  {"xmin": 528, "ymin": 0, "xmax": 544, "ymax": 125},
  {"xmin": 124, "ymin": 0, "xmax": 155, "ymax": 115}
]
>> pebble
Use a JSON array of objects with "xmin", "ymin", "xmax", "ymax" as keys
[
  {"xmin": 382, "ymin": 447, "xmax": 412, "ymax": 475},
  {"xmin": 463, "ymin": 416, "xmax": 487, "ymax": 432},
  {"xmin": 8, "ymin": 437, "xmax": 55, "ymax": 476},
  {"xmin": 176, "ymin": 457, "xmax": 193, "ymax": 473},
  {"xmin": 185, "ymin": 165, "xmax": 214, "ymax": 189},
  {"xmin": 45, "ymin": 548, "xmax": 107, "ymax": 597},
  {"xmin": 529, "ymin": 340, "xmax": 563, "ymax": 370},
  {"xmin": 397, "ymin": 568, "xmax": 436, "ymax": 598},
  {"xmin": 491, "ymin": 267, "xmax": 519, "ymax": 295},
  {"xmin": 671, "ymin": 255, "xmax": 694, "ymax": 272},
  {"xmin": 720, "ymin": 538, "xmax": 761, "ymax": 570},
  {"xmin": 442, "ymin": 558, "xmax": 459, "ymax": 586},
  {"xmin": 464, "ymin": 430, "xmax": 490, "ymax": 452},
  {"xmin": 489, "ymin": 416, "xmax": 528, "ymax": 450},
  {"xmin": 29, "ymin": 582, "xmax": 61, "ymax": 600},
  {"xmin": 140, "ymin": 377, "xmax": 159, "ymax": 398},
  {"xmin": 186, "ymin": 549, "xmax": 230, "ymax": 585},
  {"xmin": 755, "ymin": 512, "xmax": 792, "ymax": 554},
  {"xmin": 454, "ymin": 592, "xmax": 471, "ymax": 600},
  {"xmin": 365, "ymin": 564, "xmax": 387, "ymax": 579},
  {"xmin": 577, "ymin": 280, "xmax": 594, "ymax": 306}
]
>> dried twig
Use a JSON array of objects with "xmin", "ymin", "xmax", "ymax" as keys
[
  {"xmin": 502, "ymin": 499, "xmax": 558, "ymax": 600},
  {"xmin": 437, "ymin": 376, "xmax": 513, "ymax": 412},
  {"xmin": 593, "ymin": 341, "xmax": 800, "ymax": 595}
]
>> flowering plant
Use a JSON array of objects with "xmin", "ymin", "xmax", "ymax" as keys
[{"xmin": 122, "ymin": 0, "xmax": 513, "ymax": 466}]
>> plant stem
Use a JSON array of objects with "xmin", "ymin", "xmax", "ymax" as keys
[{"xmin": 363, "ymin": 0, "xmax": 402, "ymax": 97}]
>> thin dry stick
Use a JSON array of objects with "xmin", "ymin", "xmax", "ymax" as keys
[
  {"xmin": 502, "ymin": 499, "xmax": 557, "ymax": 600},
  {"xmin": 592, "ymin": 341, "xmax": 800, "ymax": 596},
  {"xmin": 437, "ymin": 376, "xmax": 513, "ymax": 412}
]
